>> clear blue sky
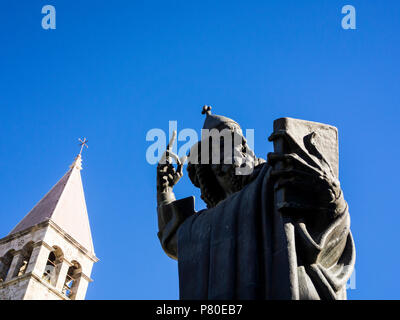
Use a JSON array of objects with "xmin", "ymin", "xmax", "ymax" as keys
[{"xmin": 0, "ymin": 1, "xmax": 399, "ymax": 300}]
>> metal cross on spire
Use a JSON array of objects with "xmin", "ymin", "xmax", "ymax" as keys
[{"xmin": 78, "ymin": 138, "xmax": 89, "ymax": 155}]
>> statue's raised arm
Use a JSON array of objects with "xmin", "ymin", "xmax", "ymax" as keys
[{"xmin": 156, "ymin": 131, "xmax": 193, "ymax": 260}]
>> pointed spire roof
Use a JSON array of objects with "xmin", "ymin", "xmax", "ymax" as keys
[{"xmin": 9, "ymin": 154, "xmax": 95, "ymax": 254}]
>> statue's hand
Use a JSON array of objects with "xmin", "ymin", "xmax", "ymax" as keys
[
  {"xmin": 268, "ymin": 152, "xmax": 345, "ymax": 214},
  {"xmin": 157, "ymin": 131, "xmax": 186, "ymax": 194}
]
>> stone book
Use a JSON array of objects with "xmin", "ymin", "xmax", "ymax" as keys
[{"xmin": 269, "ymin": 117, "xmax": 339, "ymax": 213}]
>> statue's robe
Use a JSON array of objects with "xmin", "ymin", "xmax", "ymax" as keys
[{"xmin": 157, "ymin": 163, "xmax": 355, "ymax": 300}]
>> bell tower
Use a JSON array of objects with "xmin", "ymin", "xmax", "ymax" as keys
[{"xmin": 0, "ymin": 153, "xmax": 98, "ymax": 300}]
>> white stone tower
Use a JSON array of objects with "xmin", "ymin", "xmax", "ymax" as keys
[{"xmin": 0, "ymin": 153, "xmax": 98, "ymax": 300}]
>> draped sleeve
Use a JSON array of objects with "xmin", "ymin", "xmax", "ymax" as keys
[{"xmin": 157, "ymin": 196, "xmax": 196, "ymax": 260}]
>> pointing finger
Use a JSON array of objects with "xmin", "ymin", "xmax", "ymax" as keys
[
  {"xmin": 164, "ymin": 131, "xmax": 177, "ymax": 165},
  {"xmin": 167, "ymin": 130, "xmax": 177, "ymax": 152}
]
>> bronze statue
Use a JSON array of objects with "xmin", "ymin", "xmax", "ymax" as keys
[{"xmin": 156, "ymin": 106, "xmax": 355, "ymax": 300}]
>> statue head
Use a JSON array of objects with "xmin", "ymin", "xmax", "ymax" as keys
[{"xmin": 187, "ymin": 106, "xmax": 265, "ymax": 208}]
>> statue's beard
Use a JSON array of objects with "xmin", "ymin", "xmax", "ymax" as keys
[
  {"xmin": 216, "ymin": 163, "xmax": 249, "ymax": 194},
  {"xmin": 191, "ymin": 159, "xmax": 264, "ymax": 209},
  {"xmin": 186, "ymin": 137, "xmax": 266, "ymax": 208}
]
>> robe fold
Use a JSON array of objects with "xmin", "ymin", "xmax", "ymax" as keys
[{"xmin": 157, "ymin": 163, "xmax": 355, "ymax": 300}]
